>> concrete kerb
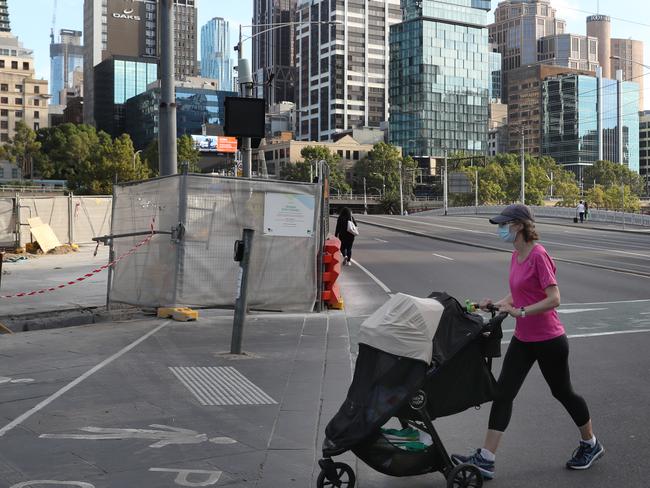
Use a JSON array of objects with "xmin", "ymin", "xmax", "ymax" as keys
[
  {"xmin": 356, "ymin": 217, "xmax": 650, "ymax": 279},
  {"xmin": 0, "ymin": 306, "xmax": 147, "ymax": 333}
]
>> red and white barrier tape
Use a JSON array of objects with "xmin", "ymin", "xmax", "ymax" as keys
[{"xmin": 0, "ymin": 232, "xmax": 154, "ymax": 299}]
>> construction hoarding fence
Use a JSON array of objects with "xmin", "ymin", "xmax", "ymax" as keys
[
  {"xmin": 0, "ymin": 195, "xmax": 112, "ymax": 249},
  {"xmin": 108, "ymin": 174, "xmax": 323, "ymax": 313}
]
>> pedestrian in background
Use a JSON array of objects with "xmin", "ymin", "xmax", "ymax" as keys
[
  {"xmin": 335, "ymin": 207, "xmax": 358, "ymax": 266},
  {"xmin": 577, "ymin": 200, "xmax": 586, "ymax": 223},
  {"xmin": 452, "ymin": 204, "xmax": 603, "ymax": 480},
  {"xmin": 584, "ymin": 201, "xmax": 589, "ymax": 221}
]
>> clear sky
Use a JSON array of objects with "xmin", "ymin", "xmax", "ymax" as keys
[{"xmin": 6, "ymin": 0, "xmax": 650, "ymax": 109}]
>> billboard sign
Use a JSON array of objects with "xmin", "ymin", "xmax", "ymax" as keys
[
  {"xmin": 107, "ymin": 0, "xmax": 146, "ymax": 57},
  {"xmin": 191, "ymin": 135, "xmax": 238, "ymax": 154}
]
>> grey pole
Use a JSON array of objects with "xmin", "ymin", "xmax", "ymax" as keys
[
  {"xmin": 520, "ymin": 130, "xmax": 525, "ymax": 204},
  {"xmin": 231, "ymin": 228, "xmax": 255, "ymax": 354},
  {"xmin": 398, "ymin": 160, "xmax": 404, "ymax": 216},
  {"xmin": 443, "ymin": 149, "xmax": 448, "ymax": 216},
  {"xmin": 158, "ymin": 0, "xmax": 177, "ymax": 176},
  {"xmin": 474, "ymin": 169, "xmax": 478, "ymax": 214},
  {"xmin": 363, "ymin": 177, "xmax": 367, "ymax": 215},
  {"xmin": 616, "ymin": 69, "xmax": 624, "ymax": 165}
]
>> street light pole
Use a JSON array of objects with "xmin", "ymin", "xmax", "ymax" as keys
[
  {"xmin": 398, "ymin": 160, "xmax": 404, "ymax": 216},
  {"xmin": 158, "ymin": 0, "xmax": 177, "ymax": 176},
  {"xmin": 363, "ymin": 177, "xmax": 367, "ymax": 215},
  {"xmin": 475, "ymin": 168, "xmax": 478, "ymax": 214},
  {"xmin": 443, "ymin": 149, "xmax": 448, "ymax": 216},
  {"xmin": 520, "ymin": 130, "xmax": 525, "ymax": 204}
]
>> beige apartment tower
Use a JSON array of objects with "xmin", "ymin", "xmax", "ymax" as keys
[{"xmin": 0, "ymin": 32, "xmax": 49, "ymax": 144}]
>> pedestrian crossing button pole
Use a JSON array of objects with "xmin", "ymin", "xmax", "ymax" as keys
[{"xmin": 231, "ymin": 228, "xmax": 254, "ymax": 354}]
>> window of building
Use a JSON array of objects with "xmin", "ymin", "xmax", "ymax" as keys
[
  {"xmin": 0, "ymin": 84, "xmax": 6, "ymax": 92},
  {"xmin": 15, "ymin": 111, "xmax": 22, "ymax": 118},
  {"xmin": 0, "ymin": 97, "xmax": 7, "ymax": 104},
  {"xmin": 34, "ymin": 111, "xmax": 39, "ymax": 119},
  {"xmin": 34, "ymin": 86, "xmax": 39, "ymax": 94},
  {"xmin": 33, "ymin": 122, "xmax": 39, "ymax": 131},
  {"xmin": 0, "ymin": 109, "xmax": 6, "ymax": 116},
  {"xmin": 0, "ymin": 121, "xmax": 7, "ymax": 129},
  {"xmin": 11, "ymin": 61, "xmax": 17, "ymax": 69},
  {"xmin": 34, "ymin": 99, "xmax": 39, "ymax": 106},
  {"xmin": 0, "ymin": 133, "xmax": 7, "ymax": 142},
  {"xmin": 11, "ymin": 167, "xmax": 18, "ymax": 179},
  {"xmin": 346, "ymin": 150, "xmax": 351, "ymax": 159},
  {"xmin": 353, "ymin": 151, "xmax": 359, "ymax": 160},
  {"xmin": 22, "ymin": 62, "xmax": 29, "ymax": 70},
  {"xmin": 0, "ymin": 60, "xmax": 4, "ymax": 68},
  {"xmin": 0, "ymin": 167, "xmax": 3, "ymax": 178},
  {"xmin": 15, "ymin": 84, "xmax": 21, "ymax": 91},
  {"xmin": 15, "ymin": 98, "xmax": 22, "ymax": 105}
]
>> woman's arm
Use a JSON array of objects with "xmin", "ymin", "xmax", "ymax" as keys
[
  {"xmin": 501, "ymin": 285, "xmax": 561, "ymax": 318},
  {"xmin": 480, "ymin": 293, "xmax": 512, "ymax": 311}
]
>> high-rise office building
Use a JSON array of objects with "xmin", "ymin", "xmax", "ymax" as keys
[
  {"xmin": 390, "ymin": 0, "xmax": 491, "ymax": 163},
  {"xmin": 640, "ymin": 110, "xmax": 650, "ymax": 193},
  {"xmin": 94, "ymin": 56, "xmax": 158, "ymax": 137},
  {"xmin": 50, "ymin": 30, "xmax": 84, "ymax": 106},
  {"xmin": 83, "ymin": 0, "xmax": 197, "ymax": 124},
  {"xmin": 0, "ymin": 0, "xmax": 9, "ymax": 33},
  {"xmin": 295, "ymin": 0, "xmax": 401, "ymax": 142},
  {"xmin": 489, "ymin": 0, "xmax": 566, "ymax": 99},
  {"xmin": 253, "ymin": 0, "xmax": 297, "ymax": 106},
  {"xmin": 611, "ymin": 38, "xmax": 644, "ymax": 109},
  {"xmin": 537, "ymin": 33, "xmax": 599, "ymax": 72},
  {"xmin": 489, "ymin": 47, "xmax": 503, "ymax": 102},
  {"xmin": 586, "ymin": 15, "xmax": 611, "ymax": 76},
  {"xmin": 200, "ymin": 18, "xmax": 233, "ymax": 91},
  {"xmin": 507, "ymin": 64, "xmax": 591, "ymax": 155},
  {"xmin": 541, "ymin": 72, "xmax": 640, "ymax": 177}
]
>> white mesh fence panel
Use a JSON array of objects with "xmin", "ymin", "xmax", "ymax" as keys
[
  {"xmin": 0, "ymin": 198, "xmax": 15, "ymax": 247},
  {"xmin": 108, "ymin": 174, "xmax": 322, "ymax": 312},
  {"xmin": 73, "ymin": 196, "xmax": 112, "ymax": 243}
]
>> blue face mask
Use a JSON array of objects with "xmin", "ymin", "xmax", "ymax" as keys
[{"xmin": 498, "ymin": 224, "xmax": 517, "ymax": 243}]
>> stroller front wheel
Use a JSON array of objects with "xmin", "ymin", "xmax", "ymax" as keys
[
  {"xmin": 317, "ymin": 461, "xmax": 356, "ymax": 488},
  {"xmin": 446, "ymin": 463, "xmax": 483, "ymax": 488}
]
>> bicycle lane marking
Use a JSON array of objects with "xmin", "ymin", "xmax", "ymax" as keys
[{"xmin": 0, "ymin": 321, "xmax": 171, "ymax": 438}]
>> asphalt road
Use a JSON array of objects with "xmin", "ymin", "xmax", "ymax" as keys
[{"xmin": 338, "ymin": 214, "xmax": 650, "ymax": 487}]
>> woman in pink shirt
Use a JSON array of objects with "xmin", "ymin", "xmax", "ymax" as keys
[{"xmin": 452, "ymin": 204, "xmax": 604, "ymax": 479}]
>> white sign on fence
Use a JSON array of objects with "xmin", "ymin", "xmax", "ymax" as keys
[{"xmin": 263, "ymin": 193, "xmax": 315, "ymax": 237}]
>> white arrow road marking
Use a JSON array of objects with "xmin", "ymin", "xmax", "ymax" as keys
[
  {"xmin": 557, "ymin": 308, "xmax": 608, "ymax": 314},
  {"xmin": 0, "ymin": 376, "xmax": 35, "ymax": 385},
  {"xmin": 149, "ymin": 468, "xmax": 222, "ymax": 487},
  {"xmin": 39, "ymin": 424, "xmax": 236, "ymax": 449}
]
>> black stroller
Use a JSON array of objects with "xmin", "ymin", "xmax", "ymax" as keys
[{"xmin": 317, "ymin": 292, "xmax": 507, "ymax": 488}]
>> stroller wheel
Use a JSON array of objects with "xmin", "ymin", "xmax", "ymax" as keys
[
  {"xmin": 446, "ymin": 463, "xmax": 483, "ymax": 488},
  {"xmin": 317, "ymin": 462, "xmax": 356, "ymax": 488}
]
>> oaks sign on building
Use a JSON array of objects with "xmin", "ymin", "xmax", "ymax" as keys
[{"xmin": 107, "ymin": 0, "xmax": 148, "ymax": 58}]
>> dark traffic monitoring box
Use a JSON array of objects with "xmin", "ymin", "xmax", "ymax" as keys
[{"xmin": 224, "ymin": 97, "xmax": 265, "ymax": 138}]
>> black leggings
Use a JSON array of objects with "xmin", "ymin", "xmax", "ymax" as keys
[
  {"xmin": 340, "ymin": 238, "xmax": 354, "ymax": 261},
  {"xmin": 488, "ymin": 335, "xmax": 590, "ymax": 432}
]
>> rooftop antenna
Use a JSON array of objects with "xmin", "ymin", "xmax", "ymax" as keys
[{"xmin": 50, "ymin": 0, "xmax": 58, "ymax": 43}]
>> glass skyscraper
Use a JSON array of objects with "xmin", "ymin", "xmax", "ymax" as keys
[
  {"xmin": 541, "ymin": 73, "xmax": 640, "ymax": 177},
  {"xmin": 389, "ymin": 0, "xmax": 491, "ymax": 160},
  {"xmin": 200, "ymin": 17, "xmax": 233, "ymax": 91},
  {"xmin": 125, "ymin": 83, "xmax": 237, "ymax": 150},
  {"xmin": 50, "ymin": 30, "xmax": 84, "ymax": 106}
]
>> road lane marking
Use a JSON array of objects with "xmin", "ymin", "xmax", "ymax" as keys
[
  {"xmin": 373, "ymin": 238, "xmax": 388, "ymax": 243},
  {"xmin": 562, "ymin": 299, "xmax": 650, "ymax": 306},
  {"xmin": 500, "ymin": 328, "xmax": 650, "ymax": 344},
  {"xmin": 432, "ymin": 253, "xmax": 455, "ymax": 261},
  {"xmin": 0, "ymin": 321, "xmax": 171, "ymax": 438},
  {"xmin": 149, "ymin": 468, "xmax": 222, "ymax": 486},
  {"xmin": 543, "ymin": 239, "xmax": 650, "ymax": 258},
  {"xmin": 557, "ymin": 308, "xmax": 608, "ymax": 314},
  {"xmin": 369, "ymin": 216, "xmax": 493, "ymax": 235},
  {"xmin": 350, "ymin": 259, "xmax": 392, "ymax": 294}
]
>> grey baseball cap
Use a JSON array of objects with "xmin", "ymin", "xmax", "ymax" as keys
[{"xmin": 489, "ymin": 204, "xmax": 535, "ymax": 224}]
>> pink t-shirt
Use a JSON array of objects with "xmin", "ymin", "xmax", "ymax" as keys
[{"xmin": 509, "ymin": 244, "xmax": 565, "ymax": 342}]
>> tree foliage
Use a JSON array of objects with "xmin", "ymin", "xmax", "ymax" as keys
[
  {"xmin": 280, "ymin": 145, "xmax": 351, "ymax": 193},
  {"xmin": 3, "ymin": 121, "xmax": 41, "ymax": 177},
  {"xmin": 141, "ymin": 135, "xmax": 201, "ymax": 175},
  {"xmin": 353, "ymin": 142, "xmax": 417, "ymax": 212}
]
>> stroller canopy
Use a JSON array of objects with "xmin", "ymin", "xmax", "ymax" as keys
[{"xmin": 358, "ymin": 293, "xmax": 445, "ymax": 364}]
